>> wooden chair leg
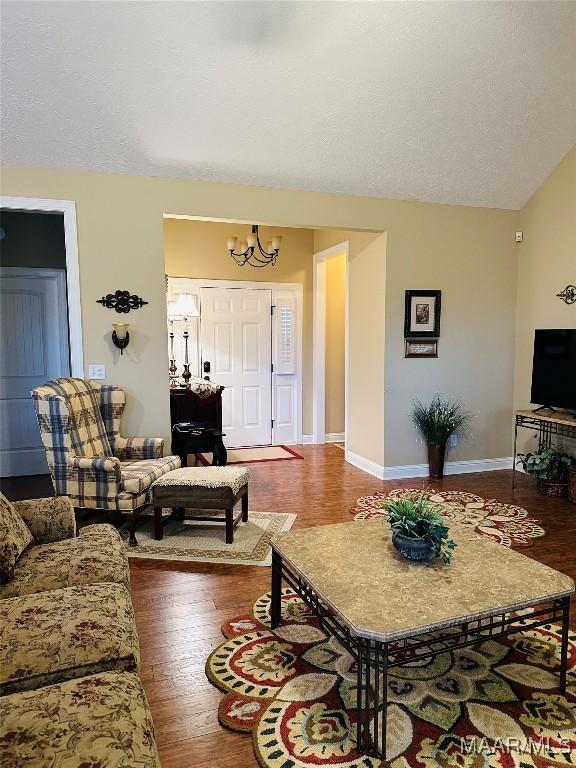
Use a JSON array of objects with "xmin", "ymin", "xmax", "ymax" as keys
[
  {"xmin": 128, "ymin": 512, "xmax": 138, "ymax": 547},
  {"xmin": 108, "ymin": 508, "xmax": 125, "ymax": 528},
  {"xmin": 242, "ymin": 489, "xmax": 248, "ymax": 522},
  {"xmin": 225, "ymin": 508, "xmax": 234, "ymax": 544},
  {"xmin": 154, "ymin": 507, "xmax": 164, "ymax": 540}
]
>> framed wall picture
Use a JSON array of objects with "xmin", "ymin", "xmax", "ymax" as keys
[
  {"xmin": 404, "ymin": 290, "xmax": 441, "ymax": 338},
  {"xmin": 405, "ymin": 339, "xmax": 438, "ymax": 358}
]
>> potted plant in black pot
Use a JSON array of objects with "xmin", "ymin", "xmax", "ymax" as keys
[
  {"xmin": 384, "ymin": 493, "xmax": 457, "ymax": 563},
  {"xmin": 411, "ymin": 395, "xmax": 471, "ymax": 479},
  {"xmin": 517, "ymin": 447, "xmax": 574, "ymax": 498}
]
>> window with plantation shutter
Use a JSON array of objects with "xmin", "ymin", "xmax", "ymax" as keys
[{"xmin": 274, "ymin": 295, "xmax": 296, "ymax": 374}]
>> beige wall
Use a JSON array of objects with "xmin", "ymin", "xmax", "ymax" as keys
[
  {"xmin": 164, "ymin": 219, "xmax": 315, "ymax": 432},
  {"xmin": 514, "ymin": 146, "xmax": 576, "ymax": 434},
  {"xmin": 384, "ymin": 204, "xmax": 518, "ymax": 467},
  {"xmin": 314, "ymin": 230, "xmax": 387, "ymax": 464},
  {"xmin": 1, "ymin": 164, "xmax": 518, "ymax": 468},
  {"xmin": 324, "ymin": 252, "xmax": 346, "ymax": 435}
]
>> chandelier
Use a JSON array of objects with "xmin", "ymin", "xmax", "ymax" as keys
[{"xmin": 227, "ymin": 225, "xmax": 282, "ymax": 267}]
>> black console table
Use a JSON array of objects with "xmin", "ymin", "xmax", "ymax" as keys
[{"xmin": 513, "ymin": 409, "xmax": 576, "ymax": 487}]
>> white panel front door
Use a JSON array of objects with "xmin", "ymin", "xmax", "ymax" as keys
[
  {"xmin": 200, "ymin": 288, "xmax": 272, "ymax": 447},
  {"xmin": 0, "ymin": 268, "xmax": 71, "ymax": 476}
]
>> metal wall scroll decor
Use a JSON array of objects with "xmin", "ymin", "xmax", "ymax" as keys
[
  {"xmin": 96, "ymin": 290, "xmax": 149, "ymax": 313},
  {"xmin": 557, "ymin": 285, "xmax": 576, "ymax": 305}
]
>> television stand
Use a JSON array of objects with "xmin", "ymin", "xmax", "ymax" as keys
[
  {"xmin": 532, "ymin": 405, "xmax": 561, "ymax": 414},
  {"xmin": 513, "ymin": 409, "xmax": 576, "ymax": 488}
]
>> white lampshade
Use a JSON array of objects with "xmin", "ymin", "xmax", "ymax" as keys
[
  {"xmin": 172, "ymin": 293, "xmax": 199, "ymax": 319},
  {"xmin": 227, "ymin": 236, "xmax": 238, "ymax": 252},
  {"xmin": 239, "ymin": 241, "xmax": 248, "ymax": 253},
  {"xmin": 272, "ymin": 236, "xmax": 282, "ymax": 250},
  {"xmin": 247, "ymin": 232, "xmax": 257, "ymax": 249},
  {"xmin": 167, "ymin": 300, "xmax": 178, "ymax": 320}
]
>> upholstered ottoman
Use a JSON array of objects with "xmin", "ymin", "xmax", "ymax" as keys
[
  {"xmin": 0, "ymin": 582, "xmax": 140, "ymax": 695},
  {"xmin": 0, "ymin": 671, "xmax": 161, "ymax": 768},
  {"xmin": 151, "ymin": 466, "xmax": 249, "ymax": 544}
]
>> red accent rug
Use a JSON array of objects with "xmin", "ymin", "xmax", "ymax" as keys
[
  {"xmin": 206, "ymin": 590, "xmax": 575, "ymax": 767},
  {"xmin": 351, "ymin": 489, "xmax": 545, "ymax": 548},
  {"xmin": 199, "ymin": 445, "xmax": 304, "ymax": 465}
]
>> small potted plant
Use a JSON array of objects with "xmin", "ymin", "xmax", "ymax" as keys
[
  {"xmin": 384, "ymin": 494, "xmax": 457, "ymax": 563},
  {"xmin": 411, "ymin": 395, "xmax": 471, "ymax": 479},
  {"xmin": 517, "ymin": 447, "xmax": 574, "ymax": 498}
]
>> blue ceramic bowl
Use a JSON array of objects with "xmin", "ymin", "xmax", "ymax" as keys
[{"xmin": 392, "ymin": 531, "xmax": 435, "ymax": 561}]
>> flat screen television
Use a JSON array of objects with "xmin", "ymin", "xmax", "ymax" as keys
[{"xmin": 531, "ymin": 329, "xmax": 576, "ymax": 411}]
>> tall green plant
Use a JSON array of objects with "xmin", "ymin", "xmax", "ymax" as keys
[{"xmin": 411, "ymin": 394, "xmax": 471, "ymax": 444}]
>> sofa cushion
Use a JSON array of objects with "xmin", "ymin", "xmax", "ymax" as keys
[
  {"xmin": 47, "ymin": 377, "xmax": 113, "ymax": 458},
  {"xmin": 0, "ymin": 492, "xmax": 33, "ymax": 584},
  {"xmin": 0, "ymin": 582, "xmax": 140, "ymax": 695},
  {"xmin": 121, "ymin": 454, "xmax": 181, "ymax": 494},
  {"xmin": 12, "ymin": 496, "xmax": 76, "ymax": 544},
  {"xmin": 0, "ymin": 671, "xmax": 161, "ymax": 767},
  {"xmin": 0, "ymin": 523, "xmax": 129, "ymax": 599}
]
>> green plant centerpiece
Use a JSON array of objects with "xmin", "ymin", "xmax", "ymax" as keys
[
  {"xmin": 411, "ymin": 395, "xmax": 471, "ymax": 479},
  {"xmin": 385, "ymin": 493, "xmax": 457, "ymax": 564},
  {"xmin": 517, "ymin": 446, "xmax": 574, "ymax": 497}
]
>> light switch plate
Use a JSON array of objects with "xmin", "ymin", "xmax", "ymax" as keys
[{"xmin": 88, "ymin": 364, "xmax": 106, "ymax": 380}]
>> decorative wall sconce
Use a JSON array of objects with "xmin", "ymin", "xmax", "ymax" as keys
[
  {"xmin": 112, "ymin": 323, "xmax": 130, "ymax": 355},
  {"xmin": 557, "ymin": 285, "xmax": 576, "ymax": 305}
]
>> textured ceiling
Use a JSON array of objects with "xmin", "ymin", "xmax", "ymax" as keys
[{"xmin": 1, "ymin": 1, "xmax": 575, "ymax": 209}]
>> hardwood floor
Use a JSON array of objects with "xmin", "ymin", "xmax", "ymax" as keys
[{"xmin": 3, "ymin": 445, "xmax": 575, "ymax": 767}]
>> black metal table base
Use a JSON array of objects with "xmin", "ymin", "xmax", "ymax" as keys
[{"xmin": 271, "ymin": 549, "xmax": 571, "ymax": 760}]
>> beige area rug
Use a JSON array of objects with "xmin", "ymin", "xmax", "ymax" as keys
[
  {"xmin": 120, "ymin": 510, "xmax": 296, "ymax": 566},
  {"xmin": 199, "ymin": 445, "xmax": 303, "ymax": 465}
]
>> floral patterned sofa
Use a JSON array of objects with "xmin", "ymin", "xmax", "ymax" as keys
[
  {"xmin": 0, "ymin": 492, "xmax": 161, "ymax": 767},
  {"xmin": 0, "ymin": 494, "xmax": 129, "ymax": 598}
]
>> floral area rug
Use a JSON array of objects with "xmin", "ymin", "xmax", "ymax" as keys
[
  {"xmin": 206, "ymin": 589, "xmax": 576, "ymax": 768},
  {"xmin": 351, "ymin": 489, "xmax": 545, "ymax": 547}
]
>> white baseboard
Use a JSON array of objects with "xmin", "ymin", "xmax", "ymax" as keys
[
  {"xmin": 301, "ymin": 433, "xmax": 345, "ymax": 445},
  {"xmin": 345, "ymin": 450, "xmax": 386, "ymax": 479},
  {"xmin": 382, "ymin": 457, "xmax": 513, "ymax": 480},
  {"xmin": 344, "ymin": 452, "xmax": 513, "ymax": 480}
]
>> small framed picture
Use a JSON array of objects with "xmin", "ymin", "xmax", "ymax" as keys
[
  {"xmin": 404, "ymin": 290, "xmax": 441, "ymax": 338},
  {"xmin": 405, "ymin": 339, "xmax": 438, "ymax": 358}
]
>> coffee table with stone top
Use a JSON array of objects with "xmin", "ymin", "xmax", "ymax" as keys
[
  {"xmin": 151, "ymin": 466, "xmax": 249, "ymax": 544},
  {"xmin": 270, "ymin": 518, "xmax": 574, "ymax": 760}
]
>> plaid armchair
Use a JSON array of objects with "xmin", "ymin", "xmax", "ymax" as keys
[{"xmin": 31, "ymin": 378, "xmax": 180, "ymax": 543}]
